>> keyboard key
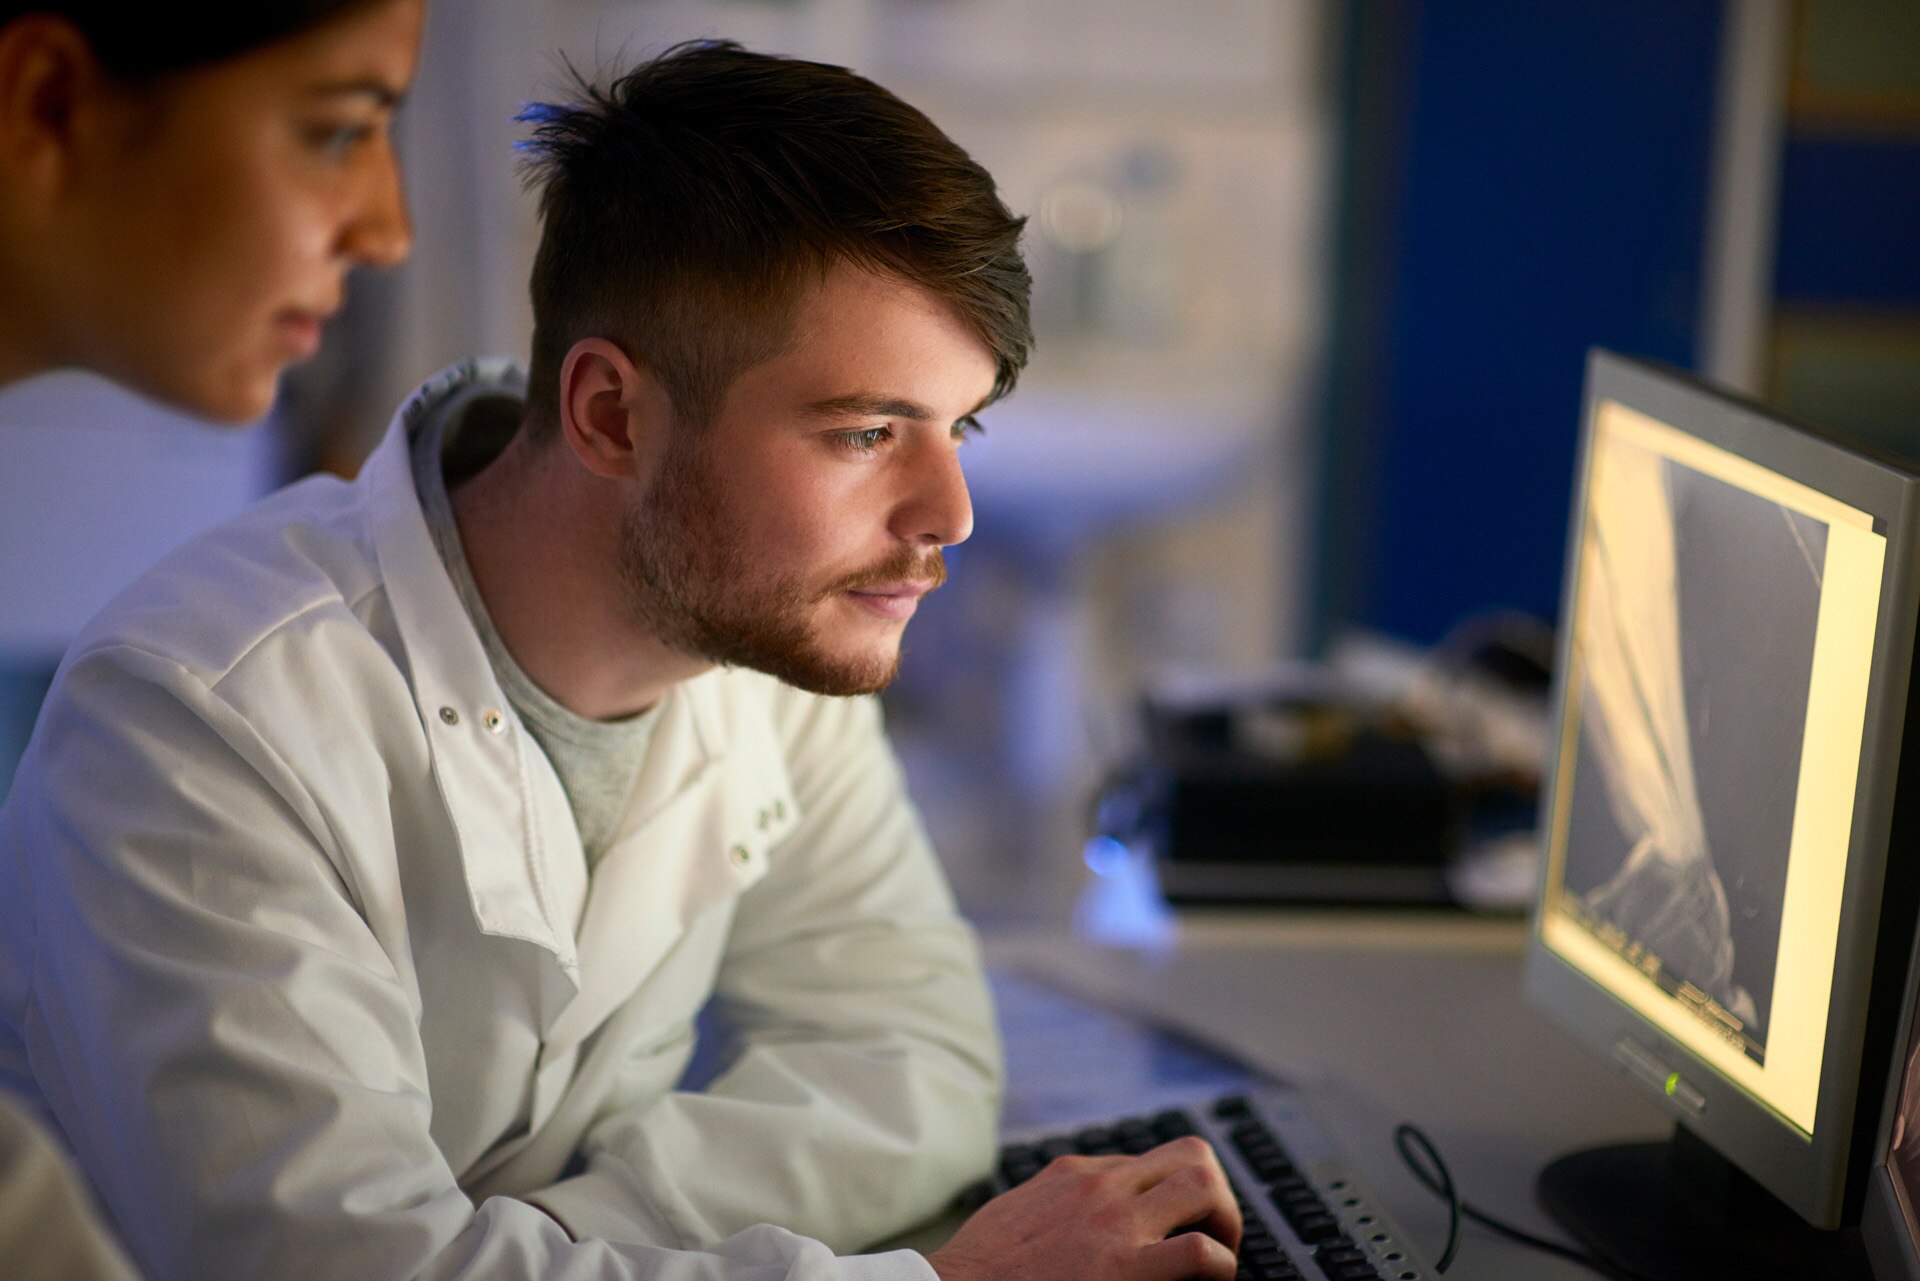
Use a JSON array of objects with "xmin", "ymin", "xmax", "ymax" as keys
[
  {"xmin": 1273, "ymin": 1188, "xmax": 1324, "ymax": 1219},
  {"xmin": 997, "ymin": 1145, "xmax": 1044, "ymax": 1187},
  {"xmin": 1270, "ymin": 1173, "xmax": 1312, "ymax": 1199},
  {"xmin": 1251, "ymin": 1159, "xmax": 1295, "ymax": 1184},
  {"xmin": 1291, "ymin": 1212, "xmax": 1341, "ymax": 1243},
  {"xmin": 1236, "ymin": 1134, "xmax": 1285, "ymax": 1159},
  {"xmin": 954, "ymin": 1176, "xmax": 994, "ymax": 1209},
  {"xmin": 1074, "ymin": 1125, "xmax": 1119, "ymax": 1154},
  {"xmin": 1120, "ymin": 1130, "xmax": 1158, "ymax": 1154},
  {"xmin": 1151, "ymin": 1109, "xmax": 1198, "ymax": 1141},
  {"xmin": 1213, "ymin": 1095, "xmax": 1255, "ymax": 1121},
  {"xmin": 1313, "ymin": 1237, "xmax": 1379, "ymax": 1278},
  {"xmin": 1038, "ymin": 1135, "xmax": 1078, "ymax": 1162}
]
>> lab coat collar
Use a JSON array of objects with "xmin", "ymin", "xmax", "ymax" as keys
[
  {"xmin": 356, "ymin": 361, "xmax": 795, "ymax": 1060},
  {"xmin": 360, "ymin": 359, "xmax": 588, "ymax": 968}
]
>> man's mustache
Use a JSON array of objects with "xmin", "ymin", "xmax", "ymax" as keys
[{"xmin": 822, "ymin": 547, "xmax": 948, "ymax": 597}]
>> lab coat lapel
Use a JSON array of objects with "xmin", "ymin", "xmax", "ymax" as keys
[
  {"xmin": 538, "ymin": 676, "xmax": 797, "ymax": 1064},
  {"xmin": 361, "ymin": 362, "xmax": 586, "ymax": 977}
]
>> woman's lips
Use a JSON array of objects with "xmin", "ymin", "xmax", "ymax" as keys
[{"xmin": 275, "ymin": 310, "xmax": 328, "ymax": 360}]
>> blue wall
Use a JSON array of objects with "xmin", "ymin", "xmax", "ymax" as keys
[
  {"xmin": 1317, "ymin": 0, "xmax": 1725, "ymax": 647},
  {"xmin": 1775, "ymin": 137, "xmax": 1920, "ymax": 308}
]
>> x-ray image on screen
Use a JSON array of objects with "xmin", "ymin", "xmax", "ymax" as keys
[{"xmin": 1559, "ymin": 444, "xmax": 1827, "ymax": 1064}]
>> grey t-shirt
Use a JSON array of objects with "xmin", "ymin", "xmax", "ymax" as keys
[{"xmin": 411, "ymin": 390, "xmax": 656, "ymax": 868}]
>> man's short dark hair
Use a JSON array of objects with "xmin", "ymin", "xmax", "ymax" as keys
[{"xmin": 516, "ymin": 40, "xmax": 1032, "ymax": 435}]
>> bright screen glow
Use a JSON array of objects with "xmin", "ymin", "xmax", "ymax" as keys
[{"xmin": 1540, "ymin": 400, "xmax": 1885, "ymax": 1136}]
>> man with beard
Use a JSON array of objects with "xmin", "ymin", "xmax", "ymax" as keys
[{"xmin": 0, "ymin": 40, "xmax": 1240, "ymax": 1281}]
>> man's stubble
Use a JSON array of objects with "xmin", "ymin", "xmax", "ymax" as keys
[{"xmin": 617, "ymin": 432, "xmax": 945, "ymax": 697}]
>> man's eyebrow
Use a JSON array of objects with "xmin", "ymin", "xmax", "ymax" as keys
[
  {"xmin": 306, "ymin": 78, "xmax": 406, "ymax": 109},
  {"xmin": 803, "ymin": 394, "xmax": 936, "ymax": 422}
]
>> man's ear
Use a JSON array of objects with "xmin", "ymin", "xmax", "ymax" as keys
[
  {"xmin": 555, "ymin": 337, "xmax": 674, "ymax": 481},
  {"xmin": 0, "ymin": 17, "xmax": 105, "ymax": 197}
]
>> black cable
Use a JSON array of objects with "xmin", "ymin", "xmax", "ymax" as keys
[
  {"xmin": 1393, "ymin": 1124, "xmax": 1459, "ymax": 1272},
  {"xmin": 1393, "ymin": 1122, "xmax": 1657, "ymax": 1281}
]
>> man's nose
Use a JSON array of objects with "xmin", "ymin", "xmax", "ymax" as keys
[{"xmin": 896, "ymin": 437, "xmax": 974, "ymax": 548}]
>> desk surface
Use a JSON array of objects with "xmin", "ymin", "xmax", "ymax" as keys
[{"xmin": 980, "ymin": 911, "xmax": 1670, "ymax": 1281}]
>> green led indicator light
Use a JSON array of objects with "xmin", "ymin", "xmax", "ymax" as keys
[{"xmin": 1665, "ymin": 1072, "xmax": 1680, "ymax": 1097}]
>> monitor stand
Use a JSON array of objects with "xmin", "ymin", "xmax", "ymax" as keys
[{"xmin": 1536, "ymin": 1125, "xmax": 1872, "ymax": 1281}]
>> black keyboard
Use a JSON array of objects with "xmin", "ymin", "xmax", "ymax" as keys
[{"xmin": 979, "ymin": 1089, "xmax": 1435, "ymax": 1281}]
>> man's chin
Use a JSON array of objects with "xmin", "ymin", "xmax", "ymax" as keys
[
  {"xmin": 662, "ymin": 598, "xmax": 906, "ymax": 696},
  {"xmin": 766, "ymin": 651, "xmax": 901, "ymax": 698},
  {"xmin": 732, "ymin": 637, "xmax": 902, "ymax": 698}
]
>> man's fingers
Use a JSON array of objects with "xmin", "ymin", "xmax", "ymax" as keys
[
  {"xmin": 1124, "ymin": 1135, "xmax": 1220, "ymax": 1186},
  {"xmin": 1136, "ymin": 1157, "xmax": 1242, "ymax": 1253},
  {"xmin": 1137, "ymin": 1229, "xmax": 1239, "ymax": 1281},
  {"xmin": 1128, "ymin": 1137, "xmax": 1242, "ymax": 1248},
  {"xmin": 1042, "ymin": 1152, "xmax": 1136, "ymax": 1178},
  {"xmin": 930, "ymin": 1137, "xmax": 1251, "ymax": 1281}
]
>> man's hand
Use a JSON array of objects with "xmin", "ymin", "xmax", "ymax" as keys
[{"xmin": 925, "ymin": 1136, "xmax": 1242, "ymax": 1281}]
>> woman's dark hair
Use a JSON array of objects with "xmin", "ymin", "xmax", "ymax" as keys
[
  {"xmin": 0, "ymin": 2, "xmax": 385, "ymax": 79},
  {"xmin": 516, "ymin": 39, "xmax": 1032, "ymax": 434}
]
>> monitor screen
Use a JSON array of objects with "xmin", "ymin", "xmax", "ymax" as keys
[
  {"xmin": 1526, "ymin": 351, "xmax": 1920, "ymax": 1245},
  {"xmin": 1537, "ymin": 396, "xmax": 1883, "ymax": 1136}
]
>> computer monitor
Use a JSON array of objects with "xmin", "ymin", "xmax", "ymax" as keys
[{"xmin": 1523, "ymin": 350, "xmax": 1920, "ymax": 1279}]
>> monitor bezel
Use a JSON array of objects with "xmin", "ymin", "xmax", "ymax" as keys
[{"xmin": 1524, "ymin": 348, "xmax": 1920, "ymax": 1229}]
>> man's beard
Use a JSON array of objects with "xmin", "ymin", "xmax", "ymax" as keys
[{"xmin": 618, "ymin": 435, "xmax": 946, "ymax": 697}]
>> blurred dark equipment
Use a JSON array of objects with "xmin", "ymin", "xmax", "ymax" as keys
[{"xmin": 1095, "ymin": 614, "xmax": 1553, "ymax": 907}]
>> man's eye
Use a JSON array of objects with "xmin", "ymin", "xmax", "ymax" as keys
[
  {"xmin": 838, "ymin": 427, "xmax": 892, "ymax": 452},
  {"xmin": 952, "ymin": 415, "xmax": 985, "ymax": 442}
]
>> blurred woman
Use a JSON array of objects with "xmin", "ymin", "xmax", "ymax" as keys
[
  {"xmin": 0, "ymin": 1, "xmax": 419, "ymax": 418},
  {"xmin": 0, "ymin": 3, "xmax": 425, "ymax": 1276}
]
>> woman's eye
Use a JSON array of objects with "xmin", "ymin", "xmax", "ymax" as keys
[{"xmin": 307, "ymin": 122, "xmax": 375, "ymax": 157}]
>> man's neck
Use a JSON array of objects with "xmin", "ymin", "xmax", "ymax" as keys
[{"xmin": 449, "ymin": 431, "xmax": 711, "ymax": 721}]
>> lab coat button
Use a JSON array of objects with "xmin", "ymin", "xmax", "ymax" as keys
[
  {"xmin": 483, "ymin": 709, "xmax": 507, "ymax": 734},
  {"xmin": 757, "ymin": 809, "xmax": 770, "ymax": 831},
  {"xmin": 728, "ymin": 844, "xmax": 752, "ymax": 867},
  {"xmin": 439, "ymin": 706, "xmax": 460, "ymax": 726},
  {"xmin": 774, "ymin": 800, "xmax": 788, "ymax": 820}
]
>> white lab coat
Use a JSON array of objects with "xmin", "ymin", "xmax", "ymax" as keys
[
  {"xmin": 0, "ymin": 363, "xmax": 1000, "ymax": 1281},
  {"xmin": 0, "ymin": 1092, "xmax": 139, "ymax": 1280}
]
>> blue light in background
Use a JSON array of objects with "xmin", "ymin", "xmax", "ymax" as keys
[
  {"xmin": 1075, "ymin": 836, "xmax": 1174, "ymax": 948},
  {"xmin": 1083, "ymin": 834, "xmax": 1131, "ymax": 877}
]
